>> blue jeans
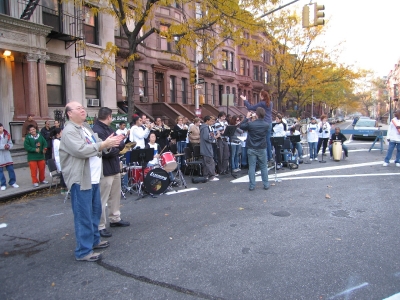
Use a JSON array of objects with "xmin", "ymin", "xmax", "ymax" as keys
[
  {"xmin": 70, "ymin": 183, "xmax": 102, "ymax": 259},
  {"xmin": 384, "ymin": 141, "xmax": 400, "ymax": 163},
  {"xmin": 266, "ymin": 125, "xmax": 272, "ymax": 161},
  {"xmin": 247, "ymin": 148, "xmax": 269, "ymax": 189},
  {"xmin": 230, "ymin": 144, "xmax": 240, "ymax": 170},
  {"xmin": 241, "ymin": 146, "xmax": 248, "ymax": 167},
  {"xmin": 0, "ymin": 164, "xmax": 16, "ymax": 187},
  {"xmin": 308, "ymin": 142, "xmax": 318, "ymax": 159}
]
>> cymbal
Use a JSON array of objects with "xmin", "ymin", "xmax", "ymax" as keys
[{"xmin": 119, "ymin": 141, "xmax": 137, "ymax": 155}]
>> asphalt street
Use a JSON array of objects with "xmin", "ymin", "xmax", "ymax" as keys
[{"xmin": 1, "ymin": 121, "xmax": 400, "ymax": 300}]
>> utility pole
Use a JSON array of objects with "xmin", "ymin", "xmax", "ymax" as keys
[
  {"xmin": 311, "ymin": 89, "xmax": 314, "ymax": 117},
  {"xmin": 195, "ymin": 63, "xmax": 199, "ymax": 110}
]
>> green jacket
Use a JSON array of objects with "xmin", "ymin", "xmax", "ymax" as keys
[{"xmin": 24, "ymin": 133, "xmax": 47, "ymax": 162}]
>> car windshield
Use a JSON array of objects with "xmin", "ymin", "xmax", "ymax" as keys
[{"xmin": 355, "ymin": 120, "xmax": 376, "ymax": 127}]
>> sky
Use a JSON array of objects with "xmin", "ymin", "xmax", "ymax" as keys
[{"xmin": 292, "ymin": 0, "xmax": 400, "ymax": 78}]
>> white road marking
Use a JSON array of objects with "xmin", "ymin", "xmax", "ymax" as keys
[
  {"xmin": 272, "ymin": 173, "xmax": 400, "ymax": 181},
  {"xmin": 0, "ymin": 223, "xmax": 7, "ymax": 229},
  {"xmin": 165, "ymin": 187, "xmax": 198, "ymax": 195},
  {"xmin": 46, "ymin": 213, "xmax": 64, "ymax": 217},
  {"xmin": 329, "ymin": 282, "xmax": 369, "ymax": 299},
  {"xmin": 232, "ymin": 160, "xmax": 396, "ymax": 183},
  {"xmin": 383, "ymin": 293, "xmax": 400, "ymax": 300}
]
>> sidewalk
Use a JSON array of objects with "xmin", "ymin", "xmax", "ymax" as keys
[{"xmin": 0, "ymin": 166, "xmax": 52, "ymax": 201}]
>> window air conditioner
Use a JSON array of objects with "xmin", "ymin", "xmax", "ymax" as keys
[
  {"xmin": 87, "ymin": 99, "xmax": 100, "ymax": 106},
  {"xmin": 140, "ymin": 96, "xmax": 148, "ymax": 103}
]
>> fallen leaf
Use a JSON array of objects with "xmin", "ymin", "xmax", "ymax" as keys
[
  {"xmin": 327, "ymin": 185, "xmax": 332, "ymax": 188},
  {"xmin": 271, "ymin": 183, "xmax": 276, "ymax": 186},
  {"xmin": 51, "ymin": 282, "xmax": 55, "ymax": 287},
  {"xmin": 169, "ymin": 237, "xmax": 173, "ymax": 240},
  {"xmin": 335, "ymin": 238, "xmax": 341, "ymax": 241},
  {"xmin": 4, "ymin": 252, "xmax": 8, "ymax": 255},
  {"xmin": 164, "ymin": 214, "xmax": 169, "ymax": 216},
  {"xmin": 325, "ymin": 194, "xmax": 331, "ymax": 199},
  {"xmin": 65, "ymin": 234, "xmax": 69, "ymax": 236}
]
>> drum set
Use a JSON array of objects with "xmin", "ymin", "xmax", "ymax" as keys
[{"xmin": 119, "ymin": 144, "xmax": 185, "ymax": 198}]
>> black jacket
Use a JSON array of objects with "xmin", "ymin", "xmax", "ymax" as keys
[
  {"xmin": 92, "ymin": 120, "xmax": 124, "ymax": 176},
  {"xmin": 330, "ymin": 132, "xmax": 347, "ymax": 144},
  {"xmin": 240, "ymin": 118, "xmax": 270, "ymax": 149}
]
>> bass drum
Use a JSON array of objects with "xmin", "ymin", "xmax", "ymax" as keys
[{"xmin": 143, "ymin": 168, "xmax": 170, "ymax": 194}]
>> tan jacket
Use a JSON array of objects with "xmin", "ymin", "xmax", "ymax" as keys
[{"xmin": 60, "ymin": 121, "xmax": 105, "ymax": 190}]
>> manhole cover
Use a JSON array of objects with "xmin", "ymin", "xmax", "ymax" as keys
[
  {"xmin": 331, "ymin": 209, "xmax": 351, "ymax": 218},
  {"xmin": 271, "ymin": 211, "xmax": 291, "ymax": 217}
]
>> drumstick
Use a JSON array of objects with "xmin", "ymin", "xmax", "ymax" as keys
[{"xmin": 158, "ymin": 145, "xmax": 168, "ymax": 156}]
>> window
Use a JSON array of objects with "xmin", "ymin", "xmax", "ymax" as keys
[
  {"xmin": 85, "ymin": 69, "xmax": 100, "ymax": 101},
  {"xmin": 247, "ymin": 60, "xmax": 250, "ymax": 76},
  {"xmin": 253, "ymin": 66, "xmax": 259, "ymax": 81},
  {"xmin": 239, "ymin": 59, "xmax": 245, "ymax": 75},
  {"xmin": 170, "ymin": 76, "xmax": 176, "ymax": 103},
  {"xmin": 195, "ymin": 3, "xmax": 202, "ymax": 19},
  {"xmin": 232, "ymin": 88, "xmax": 236, "ymax": 105},
  {"xmin": 226, "ymin": 86, "xmax": 230, "ymax": 94},
  {"xmin": 139, "ymin": 70, "xmax": 146, "ymax": 97},
  {"xmin": 83, "ymin": 4, "xmax": 98, "ymax": 45},
  {"xmin": 264, "ymin": 70, "xmax": 268, "ymax": 84},
  {"xmin": 181, "ymin": 78, "xmax": 187, "ymax": 104},
  {"xmin": 46, "ymin": 63, "xmax": 65, "ymax": 106},
  {"xmin": 259, "ymin": 67, "xmax": 263, "ymax": 82},
  {"xmin": 42, "ymin": 0, "xmax": 59, "ymax": 12},
  {"xmin": 0, "ymin": 0, "xmax": 7, "ymax": 14},
  {"xmin": 116, "ymin": 68, "xmax": 127, "ymax": 102},
  {"xmin": 222, "ymin": 50, "xmax": 228, "ymax": 70},
  {"xmin": 204, "ymin": 82, "xmax": 208, "ymax": 104},
  {"xmin": 229, "ymin": 52, "xmax": 234, "ymax": 71},
  {"xmin": 159, "ymin": 25, "xmax": 170, "ymax": 51},
  {"xmin": 211, "ymin": 83, "xmax": 215, "ymax": 105}
]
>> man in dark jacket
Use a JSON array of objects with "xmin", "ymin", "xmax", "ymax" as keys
[
  {"xmin": 93, "ymin": 107, "xmax": 130, "ymax": 238},
  {"xmin": 200, "ymin": 116, "xmax": 219, "ymax": 182},
  {"xmin": 40, "ymin": 120, "xmax": 53, "ymax": 161},
  {"xmin": 240, "ymin": 107, "xmax": 270, "ymax": 191},
  {"xmin": 329, "ymin": 127, "xmax": 348, "ymax": 159}
]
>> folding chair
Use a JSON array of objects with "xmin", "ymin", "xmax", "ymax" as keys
[{"xmin": 46, "ymin": 159, "xmax": 62, "ymax": 193}]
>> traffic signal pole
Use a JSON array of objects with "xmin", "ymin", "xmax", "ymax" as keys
[{"xmin": 195, "ymin": 63, "xmax": 199, "ymax": 110}]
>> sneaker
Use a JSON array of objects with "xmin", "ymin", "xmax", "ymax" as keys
[
  {"xmin": 0, "ymin": 186, "xmax": 5, "ymax": 191},
  {"xmin": 209, "ymin": 177, "xmax": 219, "ymax": 181},
  {"xmin": 315, "ymin": 158, "xmax": 318, "ymax": 161},
  {"xmin": 33, "ymin": 183, "xmax": 39, "ymax": 187},
  {"xmin": 93, "ymin": 241, "xmax": 110, "ymax": 250},
  {"xmin": 396, "ymin": 163, "xmax": 400, "ymax": 167},
  {"xmin": 11, "ymin": 183, "xmax": 19, "ymax": 188},
  {"xmin": 41, "ymin": 180, "xmax": 49, "ymax": 184},
  {"xmin": 233, "ymin": 168, "xmax": 239, "ymax": 172},
  {"xmin": 60, "ymin": 189, "xmax": 66, "ymax": 195},
  {"xmin": 383, "ymin": 162, "xmax": 389, "ymax": 167}
]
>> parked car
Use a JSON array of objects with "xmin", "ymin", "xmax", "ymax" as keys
[
  {"xmin": 353, "ymin": 119, "xmax": 379, "ymax": 140},
  {"xmin": 328, "ymin": 118, "xmax": 336, "ymax": 125}
]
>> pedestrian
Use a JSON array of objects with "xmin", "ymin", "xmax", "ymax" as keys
[
  {"xmin": 317, "ymin": 115, "xmax": 331, "ymax": 156},
  {"xmin": 0, "ymin": 123, "xmax": 19, "ymax": 190},
  {"xmin": 21, "ymin": 114, "xmax": 38, "ymax": 142},
  {"xmin": 60, "ymin": 101, "xmax": 124, "ymax": 262},
  {"xmin": 241, "ymin": 90, "xmax": 274, "ymax": 164},
  {"xmin": 24, "ymin": 125, "xmax": 48, "ymax": 187},
  {"xmin": 92, "ymin": 107, "xmax": 130, "ymax": 238},
  {"xmin": 200, "ymin": 116, "xmax": 219, "ymax": 181},
  {"xmin": 239, "ymin": 107, "xmax": 270, "ymax": 191},
  {"xmin": 383, "ymin": 109, "xmax": 400, "ymax": 167},
  {"xmin": 40, "ymin": 120, "xmax": 53, "ymax": 162},
  {"xmin": 51, "ymin": 128, "xmax": 67, "ymax": 194},
  {"xmin": 307, "ymin": 117, "xmax": 319, "ymax": 161},
  {"xmin": 272, "ymin": 114, "xmax": 287, "ymax": 169}
]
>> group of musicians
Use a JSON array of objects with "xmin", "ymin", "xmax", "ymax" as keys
[{"xmin": 118, "ymin": 112, "xmax": 348, "ymax": 183}]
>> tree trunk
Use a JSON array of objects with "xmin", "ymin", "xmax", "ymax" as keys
[{"xmin": 127, "ymin": 58, "xmax": 136, "ymax": 123}]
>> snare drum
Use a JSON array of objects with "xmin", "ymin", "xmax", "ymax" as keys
[
  {"xmin": 130, "ymin": 166, "xmax": 153, "ymax": 183},
  {"xmin": 160, "ymin": 152, "xmax": 178, "ymax": 172}
]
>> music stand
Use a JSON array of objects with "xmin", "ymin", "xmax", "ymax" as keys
[
  {"xmin": 223, "ymin": 125, "xmax": 239, "ymax": 178},
  {"xmin": 288, "ymin": 135, "xmax": 301, "ymax": 155},
  {"xmin": 130, "ymin": 148, "xmax": 155, "ymax": 198},
  {"xmin": 271, "ymin": 137, "xmax": 284, "ymax": 182},
  {"xmin": 174, "ymin": 129, "xmax": 188, "ymax": 167}
]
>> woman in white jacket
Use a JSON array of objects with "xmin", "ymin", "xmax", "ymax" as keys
[
  {"xmin": 317, "ymin": 115, "xmax": 331, "ymax": 157},
  {"xmin": 307, "ymin": 117, "xmax": 320, "ymax": 160}
]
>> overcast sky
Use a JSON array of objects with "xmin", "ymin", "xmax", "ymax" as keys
[{"xmin": 292, "ymin": 0, "xmax": 400, "ymax": 77}]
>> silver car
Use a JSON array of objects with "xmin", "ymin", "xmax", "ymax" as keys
[{"xmin": 353, "ymin": 119, "xmax": 379, "ymax": 140}]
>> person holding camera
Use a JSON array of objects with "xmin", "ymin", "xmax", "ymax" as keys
[{"xmin": 317, "ymin": 115, "xmax": 331, "ymax": 157}]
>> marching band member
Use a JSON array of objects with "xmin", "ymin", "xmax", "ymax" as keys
[
  {"xmin": 129, "ymin": 114, "xmax": 153, "ymax": 149},
  {"xmin": 317, "ymin": 115, "xmax": 331, "ymax": 156},
  {"xmin": 272, "ymin": 114, "xmax": 286, "ymax": 169},
  {"xmin": 214, "ymin": 111, "xmax": 230, "ymax": 175},
  {"xmin": 200, "ymin": 116, "xmax": 219, "ymax": 181}
]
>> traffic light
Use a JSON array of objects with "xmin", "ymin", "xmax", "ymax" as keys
[
  {"xmin": 189, "ymin": 68, "xmax": 197, "ymax": 85},
  {"xmin": 302, "ymin": 5, "xmax": 310, "ymax": 28},
  {"xmin": 314, "ymin": 3, "xmax": 325, "ymax": 26}
]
